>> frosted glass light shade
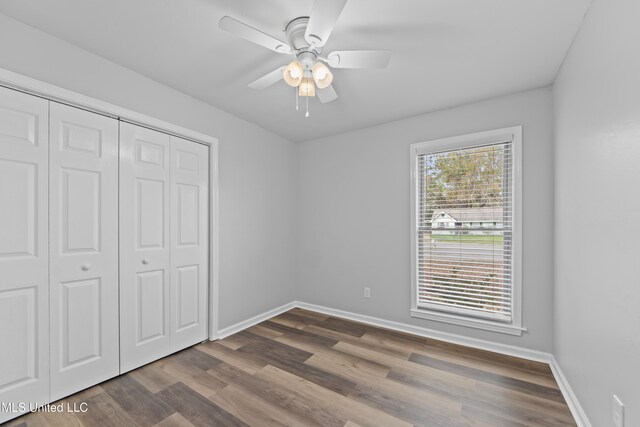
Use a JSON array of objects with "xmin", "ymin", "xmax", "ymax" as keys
[
  {"xmin": 298, "ymin": 76, "xmax": 316, "ymax": 96},
  {"xmin": 312, "ymin": 62, "xmax": 333, "ymax": 89},
  {"xmin": 283, "ymin": 60, "xmax": 304, "ymax": 87}
]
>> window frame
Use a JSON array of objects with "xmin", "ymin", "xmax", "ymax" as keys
[{"xmin": 409, "ymin": 126, "xmax": 524, "ymax": 336}]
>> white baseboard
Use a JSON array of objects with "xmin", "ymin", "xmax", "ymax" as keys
[
  {"xmin": 294, "ymin": 301, "xmax": 552, "ymax": 363},
  {"xmin": 548, "ymin": 356, "xmax": 592, "ymax": 427},
  {"xmin": 215, "ymin": 301, "xmax": 297, "ymax": 339},
  {"xmin": 215, "ymin": 300, "xmax": 590, "ymax": 427}
]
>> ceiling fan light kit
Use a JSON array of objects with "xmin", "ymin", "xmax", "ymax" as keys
[
  {"xmin": 219, "ymin": 0, "xmax": 391, "ymax": 117},
  {"xmin": 283, "ymin": 60, "xmax": 304, "ymax": 87},
  {"xmin": 312, "ymin": 62, "xmax": 333, "ymax": 89},
  {"xmin": 298, "ymin": 74, "xmax": 316, "ymax": 97}
]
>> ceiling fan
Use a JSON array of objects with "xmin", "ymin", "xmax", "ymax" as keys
[{"xmin": 219, "ymin": 0, "xmax": 391, "ymax": 116}]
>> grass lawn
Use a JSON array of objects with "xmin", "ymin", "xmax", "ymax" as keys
[{"xmin": 431, "ymin": 234, "xmax": 504, "ymax": 244}]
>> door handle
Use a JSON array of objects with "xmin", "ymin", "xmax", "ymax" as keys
[
  {"xmin": 142, "ymin": 258, "xmax": 150, "ymax": 265},
  {"xmin": 81, "ymin": 263, "xmax": 91, "ymax": 271}
]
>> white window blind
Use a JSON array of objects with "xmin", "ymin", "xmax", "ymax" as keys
[{"xmin": 416, "ymin": 141, "xmax": 513, "ymax": 322}]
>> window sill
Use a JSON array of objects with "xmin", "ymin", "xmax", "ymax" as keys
[{"xmin": 410, "ymin": 309, "xmax": 525, "ymax": 336}]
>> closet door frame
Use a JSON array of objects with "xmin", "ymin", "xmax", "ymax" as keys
[{"xmin": 0, "ymin": 68, "xmax": 221, "ymax": 342}]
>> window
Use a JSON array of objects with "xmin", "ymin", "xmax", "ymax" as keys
[{"xmin": 410, "ymin": 127, "xmax": 523, "ymax": 335}]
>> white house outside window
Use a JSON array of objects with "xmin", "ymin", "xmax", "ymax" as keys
[{"xmin": 410, "ymin": 127, "xmax": 524, "ymax": 335}]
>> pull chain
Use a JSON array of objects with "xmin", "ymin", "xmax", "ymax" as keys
[
  {"xmin": 295, "ymin": 87, "xmax": 299, "ymax": 111},
  {"xmin": 305, "ymin": 85, "xmax": 310, "ymax": 117}
]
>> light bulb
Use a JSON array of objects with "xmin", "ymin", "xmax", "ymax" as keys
[
  {"xmin": 283, "ymin": 60, "xmax": 303, "ymax": 87},
  {"xmin": 298, "ymin": 76, "xmax": 316, "ymax": 97},
  {"xmin": 312, "ymin": 62, "xmax": 333, "ymax": 89}
]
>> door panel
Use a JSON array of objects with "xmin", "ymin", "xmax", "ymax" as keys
[
  {"xmin": 0, "ymin": 160, "xmax": 36, "ymax": 257},
  {"xmin": 0, "ymin": 287, "xmax": 37, "ymax": 388},
  {"xmin": 136, "ymin": 178, "xmax": 165, "ymax": 248},
  {"xmin": 176, "ymin": 265, "xmax": 199, "ymax": 330},
  {"xmin": 136, "ymin": 270, "xmax": 166, "ymax": 342},
  {"xmin": 49, "ymin": 102, "xmax": 119, "ymax": 401},
  {"xmin": 120, "ymin": 123, "xmax": 172, "ymax": 373},
  {"xmin": 176, "ymin": 184, "xmax": 199, "ymax": 246},
  {"xmin": 0, "ymin": 86, "xmax": 49, "ymax": 423},
  {"xmin": 170, "ymin": 137, "xmax": 208, "ymax": 351},
  {"xmin": 60, "ymin": 278, "xmax": 101, "ymax": 367},
  {"xmin": 60, "ymin": 168, "xmax": 101, "ymax": 253}
]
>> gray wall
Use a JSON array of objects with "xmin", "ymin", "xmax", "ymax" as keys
[
  {"xmin": 553, "ymin": 0, "xmax": 640, "ymax": 425},
  {"xmin": 0, "ymin": 14, "xmax": 298, "ymax": 330},
  {"xmin": 297, "ymin": 87, "xmax": 555, "ymax": 352}
]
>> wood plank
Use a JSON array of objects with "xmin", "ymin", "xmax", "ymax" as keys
[
  {"xmin": 74, "ymin": 391, "xmax": 141, "ymax": 427},
  {"xmin": 361, "ymin": 330, "xmax": 556, "ymax": 386},
  {"xmin": 387, "ymin": 369, "xmax": 576, "ymax": 426},
  {"xmin": 459, "ymin": 401, "xmax": 530, "ymax": 427},
  {"xmin": 270, "ymin": 311, "xmax": 325, "ymax": 329},
  {"xmin": 208, "ymin": 384, "xmax": 320, "ymax": 427},
  {"xmin": 263, "ymin": 319, "xmax": 339, "ymax": 348},
  {"xmin": 235, "ymin": 331, "xmax": 313, "ymax": 363},
  {"xmin": 303, "ymin": 348, "xmax": 391, "ymax": 380},
  {"xmin": 129, "ymin": 363, "xmax": 179, "ymax": 394},
  {"xmin": 408, "ymin": 352, "xmax": 566, "ymax": 403},
  {"xmin": 3, "ymin": 411, "xmax": 82, "ymax": 427},
  {"xmin": 207, "ymin": 362, "xmax": 348, "ymax": 427},
  {"xmin": 305, "ymin": 351, "xmax": 467, "ymax": 425},
  {"xmin": 475, "ymin": 381, "xmax": 575, "ymax": 421},
  {"xmin": 302, "ymin": 324, "xmax": 413, "ymax": 359},
  {"xmin": 333, "ymin": 341, "xmax": 478, "ymax": 391},
  {"xmin": 102, "ymin": 375, "xmax": 174, "ymax": 427},
  {"xmin": 171, "ymin": 348, "xmax": 222, "ymax": 371},
  {"xmin": 320, "ymin": 317, "xmax": 369, "ymax": 338},
  {"xmin": 156, "ymin": 382, "xmax": 247, "ymax": 427},
  {"xmin": 255, "ymin": 365, "xmax": 412, "ymax": 427},
  {"xmin": 290, "ymin": 308, "xmax": 330, "ymax": 321},
  {"xmin": 238, "ymin": 343, "xmax": 357, "ymax": 396},
  {"xmin": 153, "ymin": 413, "xmax": 195, "ymax": 427},
  {"xmin": 347, "ymin": 384, "xmax": 468, "ymax": 427},
  {"xmin": 196, "ymin": 341, "xmax": 264, "ymax": 374},
  {"xmin": 411, "ymin": 346, "xmax": 557, "ymax": 388},
  {"xmin": 217, "ymin": 333, "xmax": 254, "ymax": 350},
  {"xmin": 160, "ymin": 358, "xmax": 228, "ymax": 399},
  {"xmin": 245, "ymin": 324, "xmax": 284, "ymax": 339}
]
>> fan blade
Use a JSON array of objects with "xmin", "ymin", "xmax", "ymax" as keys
[
  {"xmin": 305, "ymin": 0, "xmax": 348, "ymax": 47},
  {"xmin": 317, "ymin": 84, "xmax": 338, "ymax": 103},
  {"xmin": 326, "ymin": 50, "xmax": 391, "ymax": 69},
  {"xmin": 219, "ymin": 16, "xmax": 291, "ymax": 53},
  {"xmin": 248, "ymin": 67, "xmax": 286, "ymax": 90}
]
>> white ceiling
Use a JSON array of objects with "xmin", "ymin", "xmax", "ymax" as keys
[{"xmin": 0, "ymin": 0, "xmax": 590, "ymax": 142}]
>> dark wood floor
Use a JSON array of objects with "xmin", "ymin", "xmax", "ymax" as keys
[{"xmin": 6, "ymin": 308, "xmax": 576, "ymax": 427}]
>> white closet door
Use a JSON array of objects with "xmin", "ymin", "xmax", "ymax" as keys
[
  {"xmin": 49, "ymin": 103, "xmax": 119, "ymax": 400},
  {"xmin": 170, "ymin": 137, "xmax": 209, "ymax": 351},
  {"xmin": 0, "ymin": 87, "xmax": 49, "ymax": 422},
  {"xmin": 119, "ymin": 122, "xmax": 172, "ymax": 373}
]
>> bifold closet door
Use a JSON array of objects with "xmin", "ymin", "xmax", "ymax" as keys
[
  {"xmin": 170, "ymin": 136, "xmax": 209, "ymax": 352},
  {"xmin": 49, "ymin": 102, "xmax": 119, "ymax": 401},
  {"xmin": 119, "ymin": 123, "xmax": 172, "ymax": 372},
  {"xmin": 120, "ymin": 124, "xmax": 209, "ymax": 372},
  {"xmin": 0, "ymin": 86, "xmax": 50, "ymax": 422}
]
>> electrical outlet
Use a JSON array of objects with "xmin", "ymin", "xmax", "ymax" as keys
[
  {"xmin": 364, "ymin": 287, "xmax": 371, "ymax": 298},
  {"xmin": 613, "ymin": 395, "xmax": 624, "ymax": 427}
]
